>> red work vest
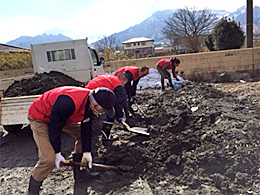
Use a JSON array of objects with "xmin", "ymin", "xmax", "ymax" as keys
[
  {"xmin": 85, "ymin": 74, "xmax": 122, "ymax": 91},
  {"xmin": 157, "ymin": 59, "xmax": 173, "ymax": 70},
  {"xmin": 114, "ymin": 66, "xmax": 140, "ymax": 81},
  {"xmin": 29, "ymin": 86, "xmax": 90, "ymax": 123}
]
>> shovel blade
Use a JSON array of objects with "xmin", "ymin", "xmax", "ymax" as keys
[
  {"xmin": 129, "ymin": 127, "xmax": 149, "ymax": 135},
  {"xmin": 122, "ymin": 121, "xmax": 150, "ymax": 135}
]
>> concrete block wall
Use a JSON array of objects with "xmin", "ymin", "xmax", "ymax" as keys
[
  {"xmin": 0, "ymin": 68, "xmax": 33, "ymax": 79},
  {"xmin": 104, "ymin": 47, "xmax": 260, "ymax": 81},
  {"xmin": 0, "ymin": 47, "xmax": 259, "ymax": 82}
]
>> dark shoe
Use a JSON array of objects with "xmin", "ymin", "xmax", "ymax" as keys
[
  {"xmin": 101, "ymin": 130, "xmax": 119, "ymax": 141},
  {"xmin": 161, "ymin": 87, "xmax": 165, "ymax": 91},
  {"xmin": 72, "ymin": 153, "xmax": 100, "ymax": 181},
  {"xmin": 28, "ymin": 175, "xmax": 43, "ymax": 195}
]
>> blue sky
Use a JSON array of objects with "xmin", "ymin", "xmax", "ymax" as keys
[{"xmin": 0, "ymin": 0, "xmax": 257, "ymax": 44}]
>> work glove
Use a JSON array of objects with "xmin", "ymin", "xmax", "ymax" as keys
[
  {"xmin": 55, "ymin": 152, "xmax": 66, "ymax": 169},
  {"xmin": 81, "ymin": 152, "xmax": 92, "ymax": 169},
  {"xmin": 116, "ymin": 117, "xmax": 123, "ymax": 123}
]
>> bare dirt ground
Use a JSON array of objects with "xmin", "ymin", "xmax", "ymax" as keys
[{"xmin": 0, "ymin": 72, "xmax": 260, "ymax": 195}]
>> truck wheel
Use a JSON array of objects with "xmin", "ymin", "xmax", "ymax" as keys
[{"xmin": 3, "ymin": 124, "xmax": 23, "ymax": 133}]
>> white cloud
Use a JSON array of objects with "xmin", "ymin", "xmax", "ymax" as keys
[{"xmin": 0, "ymin": 16, "xmax": 58, "ymax": 43}]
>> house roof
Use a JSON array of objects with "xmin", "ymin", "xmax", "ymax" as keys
[
  {"xmin": 122, "ymin": 37, "xmax": 154, "ymax": 44},
  {"xmin": 0, "ymin": 43, "xmax": 30, "ymax": 51}
]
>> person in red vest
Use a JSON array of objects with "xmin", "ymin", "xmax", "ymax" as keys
[
  {"xmin": 156, "ymin": 58, "xmax": 181, "ymax": 91},
  {"xmin": 114, "ymin": 66, "xmax": 149, "ymax": 113},
  {"xmin": 85, "ymin": 73, "xmax": 128, "ymax": 141},
  {"xmin": 27, "ymin": 86, "xmax": 116, "ymax": 194}
]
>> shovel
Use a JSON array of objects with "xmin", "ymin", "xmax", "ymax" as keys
[{"xmin": 122, "ymin": 120, "xmax": 149, "ymax": 136}]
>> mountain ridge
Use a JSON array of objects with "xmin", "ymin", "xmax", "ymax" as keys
[
  {"xmin": 5, "ymin": 33, "xmax": 72, "ymax": 49},
  {"xmin": 103, "ymin": 6, "xmax": 260, "ymax": 45}
]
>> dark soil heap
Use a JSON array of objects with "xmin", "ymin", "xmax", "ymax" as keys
[
  {"xmin": 4, "ymin": 71, "xmax": 84, "ymax": 97},
  {"xmin": 98, "ymin": 83, "xmax": 260, "ymax": 194}
]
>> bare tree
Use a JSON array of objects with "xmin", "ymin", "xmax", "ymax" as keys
[
  {"xmin": 163, "ymin": 7, "xmax": 217, "ymax": 53},
  {"xmin": 95, "ymin": 35, "xmax": 120, "ymax": 52}
]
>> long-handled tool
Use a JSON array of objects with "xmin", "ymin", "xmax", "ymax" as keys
[
  {"xmin": 60, "ymin": 160, "xmax": 133, "ymax": 172},
  {"xmin": 134, "ymin": 101, "xmax": 147, "ymax": 119},
  {"xmin": 122, "ymin": 120, "xmax": 149, "ymax": 136}
]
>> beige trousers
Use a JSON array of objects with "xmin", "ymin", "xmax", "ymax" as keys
[{"xmin": 28, "ymin": 115, "xmax": 82, "ymax": 181}]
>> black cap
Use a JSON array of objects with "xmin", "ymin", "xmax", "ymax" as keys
[{"xmin": 92, "ymin": 87, "xmax": 116, "ymax": 118}]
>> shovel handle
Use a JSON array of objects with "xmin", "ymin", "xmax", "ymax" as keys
[
  {"xmin": 134, "ymin": 102, "xmax": 147, "ymax": 118},
  {"xmin": 122, "ymin": 121, "xmax": 132, "ymax": 131},
  {"xmin": 60, "ymin": 161, "xmax": 119, "ymax": 170}
]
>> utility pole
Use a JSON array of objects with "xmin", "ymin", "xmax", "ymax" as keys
[{"xmin": 246, "ymin": 0, "xmax": 253, "ymax": 48}]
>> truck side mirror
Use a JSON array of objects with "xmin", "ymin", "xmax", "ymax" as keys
[{"xmin": 100, "ymin": 57, "xmax": 105, "ymax": 64}]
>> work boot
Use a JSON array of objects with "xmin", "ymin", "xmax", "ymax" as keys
[
  {"xmin": 28, "ymin": 175, "xmax": 43, "ymax": 195},
  {"xmin": 72, "ymin": 153, "xmax": 100, "ymax": 181},
  {"xmin": 101, "ymin": 121, "xmax": 119, "ymax": 141},
  {"xmin": 161, "ymin": 86, "xmax": 165, "ymax": 91}
]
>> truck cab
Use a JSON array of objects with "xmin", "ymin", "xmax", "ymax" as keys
[{"xmin": 31, "ymin": 38, "xmax": 104, "ymax": 83}]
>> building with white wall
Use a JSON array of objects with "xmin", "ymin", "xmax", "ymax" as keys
[{"xmin": 122, "ymin": 37, "xmax": 155, "ymax": 57}]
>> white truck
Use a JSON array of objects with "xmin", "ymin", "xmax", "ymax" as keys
[{"xmin": 0, "ymin": 38, "xmax": 105, "ymax": 133}]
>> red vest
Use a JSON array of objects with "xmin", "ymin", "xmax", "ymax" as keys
[
  {"xmin": 29, "ymin": 86, "xmax": 90, "ymax": 123},
  {"xmin": 85, "ymin": 74, "xmax": 122, "ymax": 91},
  {"xmin": 114, "ymin": 66, "xmax": 140, "ymax": 81},
  {"xmin": 157, "ymin": 59, "xmax": 173, "ymax": 70}
]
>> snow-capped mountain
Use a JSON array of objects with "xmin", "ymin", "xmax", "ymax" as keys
[
  {"xmin": 93, "ymin": 6, "xmax": 260, "ymax": 45},
  {"xmin": 6, "ymin": 33, "xmax": 72, "ymax": 49}
]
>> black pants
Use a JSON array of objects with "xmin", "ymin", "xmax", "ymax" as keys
[{"xmin": 157, "ymin": 65, "xmax": 173, "ymax": 88}]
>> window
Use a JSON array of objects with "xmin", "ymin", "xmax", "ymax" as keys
[
  {"xmin": 126, "ymin": 44, "xmax": 131, "ymax": 47},
  {"xmin": 46, "ymin": 48, "xmax": 76, "ymax": 62},
  {"xmin": 64, "ymin": 49, "xmax": 71, "ymax": 60},
  {"xmin": 47, "ymin": 51, "xmax": 51, "ymax": 62},
  {"xmin": 142, "ymin": 42, "xmax": 146, "ymax": 46},
  {"xmin": 89, "ymin": 48, "xmax": 101, "ymax": 66},
  {"xmin": 51, "ymin": 51, "xmax": 58, "ymax": 61},
  {"xmin": 71, "ymin": 49, "xmax": 76, "ymax": 59},
  {"xmin": 134, "ymin": 43, "xmax": 136, "ymax": 46},
  {"xmin": 58, "ymin": 50, "xmax": 64, "ymax": 61},
  {"xmin": 138, "ymin": 43, "xmax": 140, "ymax": 45},
  {"xmin": 90, "ymin": 48, "xmax": 97, "ymax": 66}
]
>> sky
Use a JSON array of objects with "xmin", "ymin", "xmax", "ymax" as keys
[{"xmin": 0, "ymin": 0, "xmax": 258, "ymax": 44}]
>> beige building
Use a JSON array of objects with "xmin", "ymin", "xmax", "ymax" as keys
[{"xmin": 122, "ymin": 37, "xmax": 155, "ymax": 57}]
